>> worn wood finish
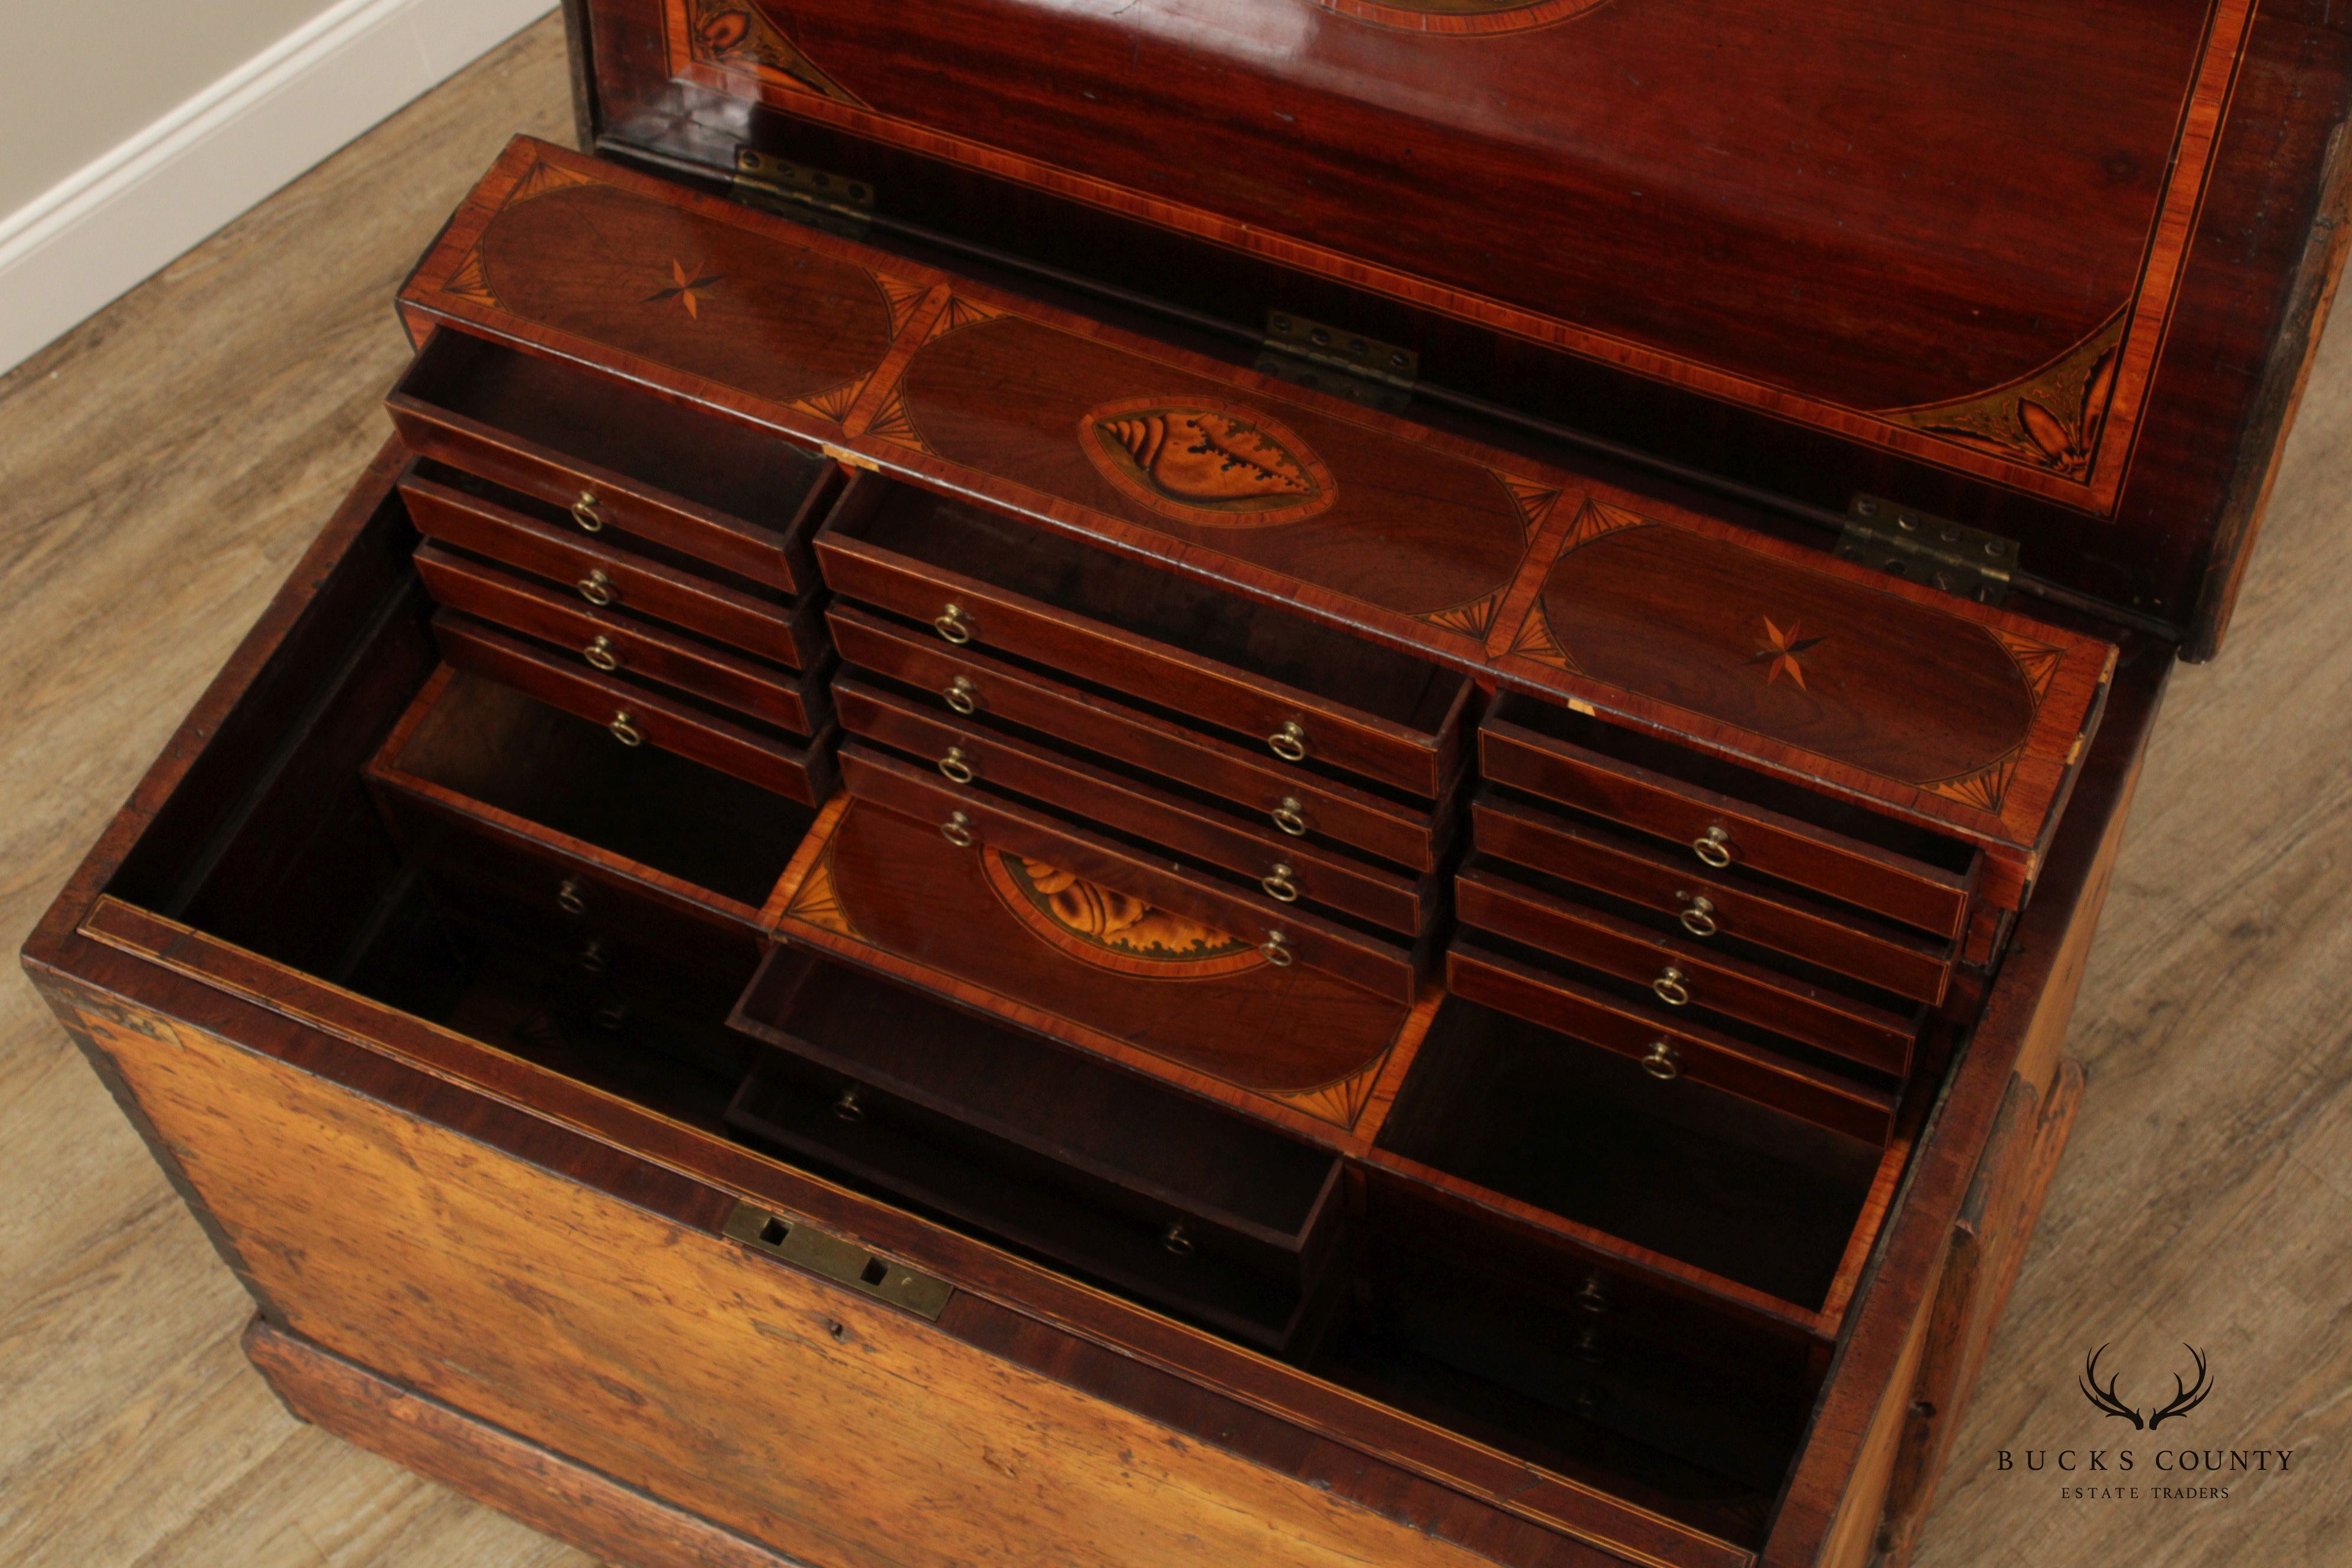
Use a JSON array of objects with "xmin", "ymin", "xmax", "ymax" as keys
[{"xmin": 399, "ymin": 138, "xmax": 2118, "ymax": 855}]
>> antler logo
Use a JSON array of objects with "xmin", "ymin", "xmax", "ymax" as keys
[{"xmin": 2079, "ymin": 1344, "xmax": 2213, "ymax": 1430}]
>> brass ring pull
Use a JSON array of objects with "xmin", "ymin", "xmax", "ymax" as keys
[
  {"xmin": 576, "ymin": 939, "xmax": 608, "ymax": 974},
  {"xmin": 1262, "ymin": 863, "xmax": 1299, "ymax": 903},
  {"xmin": 556, "ymin": 878, "xmax": 586, "ymax": 916},
  {"xmin": 1260, "ymin": 930, "xmax": 1295, "ymax": 966},
  {"xmin": 940, "ymin": 810, "xmax": 975, "ymax": 848},
  {"xmin": 1693, "ymin": 825, "xmax": 1733, "ymax": 868},
  {"xmin": 1270, "ymin": 796, "xmax": 1308, "ymax": 838},
  {"xmin": 1572, "ymin": 1325, "xmax": 1606, "ymax": 1364},
  {"xmin": 1651, "ymin": 966, "xmax": 1691, "ymax": 1007},
  {"xmin": 1160, "ymin": 1221, "xmax": 1195, "ymax": 1258},
  {"xmin": 943, "ymin": 675, "xmax": 979, "ymax": 715},
  {"xmin": 577, "ymin": 569, "xmax": 615, "ymax": 607},
  {"xmin": 1572, "ymin": 1276, "xmax": 1612, "ymax": 1315},
  {"xmin": 938, "ymin": 746, "xmax": 975, "ymax": 785},
  {"xmin": 592, "ymin": 1001, "xmax": 629, "ymax": 1031},
  {"xmin": 935, "ymin": 603, "xmax": 974, "ymax": 645},
  {"xmin": 583, "ymin": 634, "xmax": 620, "ymax": 672},
  {"xmin": 832, "ymin": 1089, "xmax": 865, "ymax": 1124},
  {"xmin": 608, "ymin": 710, "xmax": 643, "ymax": 747},
  {"xmin": 1268, "ymin": 720, "xmax": 1309, "ymax": 763},
  {"xmin": 1640, "ymin": 1038, "xmax": 1684, "ymax": 1081},
  {"xmin": 571, "ymin": 491, "xmax": 604, "ymax": 531},
  {"xmin": 1678, "ymin": 895, "xmax": 1718, "ymax": 938}
]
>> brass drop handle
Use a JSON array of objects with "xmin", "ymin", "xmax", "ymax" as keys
[
  {"xmin": 571, "ymin": 490, "xmax": 604, "ymax": 531},
  {"xmin": 1640, "ymin": 1038, "xmax": 1684, "ymax": 1080},
  {"xmin": 938, "ymin": 746, "xmax": 975, "ymax": 784},
  {"xmin": 935, "ymin": 603, "xmax": 974, "ymax": 645},
  {"xmin": 1260, "ymin": 929, "xmax": 1295, "ymax": 966},
  {"xmin": 1572, "ymin": 1324, "xmax": 1607, "ymax": 1363},
  {"xmin": 1262, "ymin": 863, "xmax": 1299, "ymax": 903},
  {"xmin": 1270, "ymin": 796, "xmax": 1308, "ymax": 837},
  {"xmin": 1693, "ymin": 825, "xmax": 1733, "ymax": 868},
  {"xmin": 577, "ymin": 569, "xmax": 615, "ymax": 606},
  {"xmin": 940, "ymin": 810, "xmax": 975, "ymax": 848},
  {"xmin": 1651, "ymin": 966, "xmax": 1691, "ymax": 1007},
  {"xmin": 1268, "ymin": 720, "xmax": 1309, "ymax": 763},
  {"xmin": 556, "ymin": 878, "xmax": 587, "ymax": 916},
  {"xmin": 1572, "ymin": 1275, "xmax": 1612, "ymax": 1315},
  {"xmin": 832, "ymin": 1089, "xmax": 865, "ymax": 1124},
  {"xmin": 583, "ymin": 634, "xmax": 620, "ymax": 672},
  {"xmin": 608, "ymin": 710, "xmax": 643, "ymax": 746},
  {"xmin": 943, "ymin": 675, "xmax": 979, "ymax": 715},
  {"xmin": 1678, "ymin": 894, "xmax": 1718, "ymax": 938},
  {"xmin": 576, "ymin": 939, "xmax": 608, "ymax": 974},
  {"xmin": 1159, "ymin": 1221, "xmax": 1195, "ymax": 1258},
  {"xmin": 592, "ymin": 1001, "xmax": 629, "ymax": 1031}
]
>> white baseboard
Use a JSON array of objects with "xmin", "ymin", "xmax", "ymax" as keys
[{"xmin": 0, "ymin": 0, "xmax": 556, "ymax": 378}]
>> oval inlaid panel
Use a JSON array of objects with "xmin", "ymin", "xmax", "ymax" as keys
[
  {"xmin": 475, "ymin": 172, "xmax": 896, "ymax": 408},
  {"xmin": 1537, "ymin": 524, "xmax": 2039, "ymax": 785},
  {"xmin": 898, "ymin": 315, "xmax": 1528, "ymax": 620},
  {"xmin": 827, "ymin": 803, "xmax": 1403, "ymax": 1096}
]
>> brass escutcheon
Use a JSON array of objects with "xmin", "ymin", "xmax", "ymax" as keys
[
  {"xmin": 935, "ymin": 603, "xmax": 974, "ymax": 645},
  {"xmin": 1640, "ymin": 1038, "xmax": 1684, "ymax": 1080},
  {"xmin": 556, "ymin": 877, "xmax": 587, "ymax": 916},
  {"xmin": 1270, "ymin": 796, "xmax": 1309, "ymax": 837},
  {"xmin": 571, "ymin": 491, "xmax": 604, "ymax": 531},
  {"xmin": 940, "ymin": 810, "xmax": 975, "ymax": 848},
  {"xmin": 1678, "ymin": 894, "xmax": 1717, "ymax": 938},
  {"xmin": 943, "ymin": 675, "xmax": 979, "ymax": 715},
  {"xmin": 1262, "ymin": 863, "xmax": 1300, "ymax": 903},
  {"xmin": 1268, "ymin": 720, "xmax": 1309, "ymax": 763},
  {"xmin": 1260, "ymin": 929, "xmax": 1295, "ymax": 966},
  {"xmin": 583, "ymin": 634, "xmax": 620, "ymax": 672},
  {"xmin": 938, "ymin": 746, "xmax": 975, "ymax": 785},
  {"xmin": 1693, "ymin": 825, "xmax": 1733, "ymax": 868},
  {"xmin": 1651, "ymin": 966, "xmax": 1691, "ymax": 1007},
  {"xmin": 577, "ymin": 569, "xmax": 615, "ymax": 607},
  {"xmin": 608, "ymin": 710, "xmax": 643, "ymax": 747}
]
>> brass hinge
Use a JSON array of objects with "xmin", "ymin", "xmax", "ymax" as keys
[
  {"xmin": 731, "ymin": 149, "xmax": 874, "ymax": 239},
  {"xmin": 1255, "ymin": 311, "xmax": 1419, "ymax": 413},
  {"xmin": 1837, "ymin": 495, "xmax": 2018, "ymax": 606},
  {"xmin": 722, "ymin": 1201, "xmax": 953, "ymax": 1321}
]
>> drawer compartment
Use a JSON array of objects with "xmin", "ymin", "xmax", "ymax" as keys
[
  {"xmin": 415, "ymin": 545, "xmax": 829, "ymax": 734},
  {"xmin": 729, "ymin": 948, "xmax": 1345, "ymax": 1351},
  {"xmin": 836, "ymin": 677, "xmax": 1435, "ymax": 936},
  {"xmin": 1445, "ymin": 943, "xmax": 1895, "ymax": 1145},
  {"xmin": 829, "ymin": 604, "xmax": 1447, "ymax": 870},
  {"xmin": 388, "ymin": 329, "xmax": 836, "ymax": 592},
  {"xmin": 1481, "ymin": 693, "xmax": 1976, "ymax": 936},
  {"xmin": 816, "ymin": 478, "xmax": 1473, "ymax": 798},
  {"xmin": 433, "ymin": 614, "xmax": 835, "ymax": 806},
  {"xmin": 1455, "ymin": 864, "xmax": 1917, "ymax": 1078},
  {"xmin": 402, "ymin": 471, "xmax": 825, "ymax": 669},
  {"xmin": 1473, "ymin": 793, "xmax": 1952, "ymax": 1005}
]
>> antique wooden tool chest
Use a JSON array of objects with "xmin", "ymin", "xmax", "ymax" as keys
[{"xmin": 24, "ymin": 3, "xmax": 2352, "ymax": 1564}]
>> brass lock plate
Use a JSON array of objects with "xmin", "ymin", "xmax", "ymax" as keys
[{"xmin": 721, "ymin": 1201, "xmax": 954, "ymax": 1321}]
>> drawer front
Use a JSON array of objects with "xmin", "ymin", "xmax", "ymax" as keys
[
  {"xmin": 1473, "ymin": 795, "xmax": 1952, "ymax": 1006},
  {"xmin": 432, "ymin": 614, "xmax": 835, "ymax": 806},
  {"xmin": 829, "ymin": 606, "xmax": 1443, "ymax": 871},
  {"xmin": 1446, "ymin": 944, "xmax": 1896, "ymax": 1146},
  {"xmin": 416, "ymin": 545, "xmax": 829, "ymax": 737},
  {"xmin": 388, "ymin": 395, "xmax": 821, "ymax": 592},
  {"xmin": 1481, "ymin": 720, "xmax": 1972, "ymax": 937},
  {"xmin": 1455, "ymin": 867, "xmax": 1914, "ymax": 1078},
  {"xmin": 403, "ymin": 475, "xmax": 822, "ymax": 668},
  {"xmin": 841, "ymin": 747, "xmax": 1419, "ymax": 1004},
  {"xmin": 818, "ymin": 537, "xmax": 1457, "ymax": 798},
  {"xmin": 837, "ymin": 679, "xmax": 1431, "ymax": 937}
]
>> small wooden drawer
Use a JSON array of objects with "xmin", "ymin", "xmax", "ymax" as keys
[
  {"xmin": 1481, "ymin": 693, "xmax": 1977, "ymax": 937},
  {"xmin": 828, "ymin": 605, "xmax": 1447, "ymax": 871},
  {"xmin": 816, "ymin": 478, "xmax": 1474, "ymax": 799},
  {"xmin": 1455, "ymin": 864, "xmax": 1917, "ymax": 1079},
  {"xmin": 729, "ymin": 948, "xmax": 1346, "ymax": 1351},
  {"xmin": 401, "ymin": 472, "xmax": 827, "ymax": 669},
  {"xmin": 388, "ymin": 329, "xmax": 836, "ymax": 592},
  {"xmin": 841, "ymin": 746, "xmax": 1420, "ymax": 1004},
  {"xmin": 1445, "ymin": 943, "xmax": 1896, "ymax": 1146},
  {"xmin": 432, "ymin": 614, "xmax": 836, "ymax": 806},
  {"xmin": 835, "ymin": 678, "xmax": 1435, "ymax": 937},
  {"xmin": 1473, "ymin": 793, "xmax": 1953, "ymax": 1005}
]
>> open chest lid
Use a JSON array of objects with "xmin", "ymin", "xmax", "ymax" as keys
[{"xmin": 563, "ymin": 1, "xmax": 2351, "ymax": 653}]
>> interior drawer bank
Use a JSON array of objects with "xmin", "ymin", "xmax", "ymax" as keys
[{"xmin": 815, "ymin": 475, "xmax": 1475, "ymax": 801}]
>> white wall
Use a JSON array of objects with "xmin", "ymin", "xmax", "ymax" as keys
[{"xmin": 0, "ymin": 0, "xmax": 556, "ymax": 375}]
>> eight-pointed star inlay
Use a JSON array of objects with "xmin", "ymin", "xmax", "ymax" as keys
[{"xmin": 1747, "ymin": 615, "xmax": 1827, "ymax": 688}]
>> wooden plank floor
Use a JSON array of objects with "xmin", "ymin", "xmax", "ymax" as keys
[{"xmin": 0, "ymin": 18, "xmax": 2345, "ymax": 1566}]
